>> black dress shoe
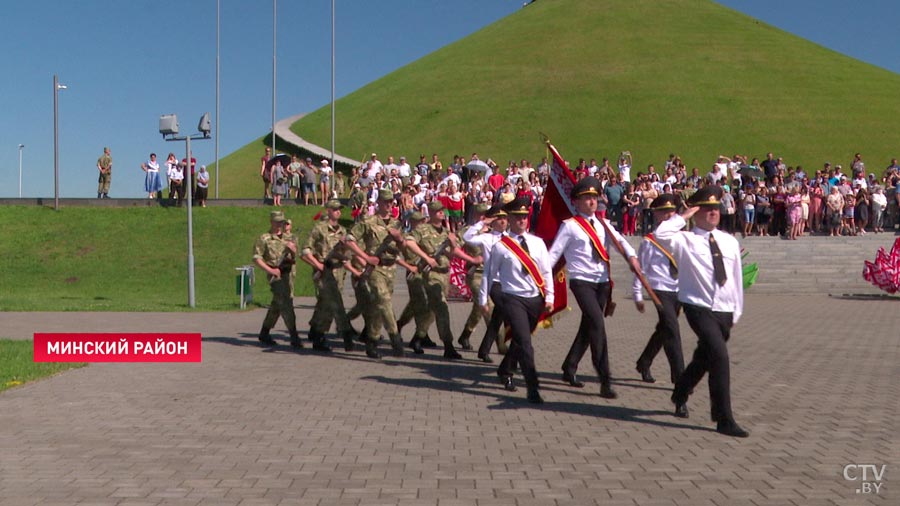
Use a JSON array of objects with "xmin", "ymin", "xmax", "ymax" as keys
[
  {"xmin": 636, "ymin": 364, "xmax": 656, "ymax": 383},
  {"xmin": 259, "ymin": 336, "xmax": 276, "ymax": 346},
  {"xmin": 289, "ymin": 338, "xmax": 304, "ymax": 349},
  {"xmin": 561, "ymin": 373, "xmax": 585, "ymax": 388},
  {"xmin": 443, "ymin": 348, "xmax": 462, "ymax": 360},
  {"xmin": 674, "ymin": 403, "xmax": 689, "ymax": 418},
  {"xmin": 527, "ymin": 390, "xmax": 544, "ymax": 404},
  {"xmin": 716, "ymin": 421, "xmax": 750, "ymax": 438},
  {"xmin": 501, "ymin": 377, "xmax": 517, "ymax": 392},
  {"xmin": 477, "ymin": 353, "xmax": 494, "ymax": 364},
  {"xmin": 312, "ymin": 342, "xmax": 332, "ymax": 352},
  {"xmin": 599, "ymin": 383, "xmax": 618, "ymax": 399}
]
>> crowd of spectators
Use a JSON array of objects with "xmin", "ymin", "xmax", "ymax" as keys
[{"xmin": 340, "ymin": 150, "xmax": 900, "ymax": 238}]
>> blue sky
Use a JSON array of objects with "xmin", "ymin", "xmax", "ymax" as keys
[{"xmin": 1, "ymin": 0, "xmax": 897, "ymax": 198}]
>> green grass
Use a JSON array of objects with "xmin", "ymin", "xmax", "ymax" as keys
[
  {"xmin": 217, "ymin": 0, "xmax": 900, "ymax": 197},
  {"xmin": 0, "ymin": 206, "xmax": 332, "ymax": 311},
  {"xmin": 0, "ymin": 340, "xmax": 85, "ymax": 392}
]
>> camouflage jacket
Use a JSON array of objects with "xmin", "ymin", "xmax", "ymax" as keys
[
  {"xmin": 302, "ymin": 221, "xmax": 349, "ymax": 266},
  {"xmin": 409, "ymin": 223, "xmax": 452, "ymax": 271},
  {"xmin": 348, "ymin": 214, "xmax": 402, "ymax": 266},
  {"xmin": 253, "ymin": 232, "xmax": 295, "ymax": 280}
]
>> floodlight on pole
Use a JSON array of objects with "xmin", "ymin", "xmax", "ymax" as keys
[
  {"xmin": 215, "ymin": 0, "xmax": 220, "ymax": 199},
  {"xmin": 18, "ymin": 144, "xmax": 25, "ymax": 198},
  {"xmin": 159, "ymin": 112, "xmax": 212, "ymax": 309},
  {"xmin": 272, "ymin": 0, "xmax": 277, "ymax": 156},
  {"xmin": 53, "ymin": 75, "xmax": 66, "ymax": 211}
]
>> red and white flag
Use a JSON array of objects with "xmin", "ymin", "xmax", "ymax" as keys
[{"xmin": 533, "ymin": 142, "xmax": 579, "ymax": 324}]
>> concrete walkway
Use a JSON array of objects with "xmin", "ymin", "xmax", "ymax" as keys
[
  {"xmin": 273, "ymin": 114, "xmax": 361, "ymax": 168},
  {"xmin": 1, "ymin": 290, "xmax": 898, "ymax": 505}
]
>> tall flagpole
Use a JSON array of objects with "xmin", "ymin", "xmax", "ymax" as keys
[
  {"xmin": 215, "ymin": 0, "xmax": 220, "ymax": 199},
  {"xmin": 330, "ymin": 0, "xmax": 336, "ymax": 196},
  {"xmin": 272, "ymin": 0, "xmax": 277, "ymax": 155}
]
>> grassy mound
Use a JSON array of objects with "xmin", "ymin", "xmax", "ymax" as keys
[{"xmin": 0, "ymin": 206, "xmax": 330, "ymax": 311}]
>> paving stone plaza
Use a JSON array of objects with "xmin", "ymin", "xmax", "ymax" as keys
[{"xmin": 1, "ymin": 287, "xmax": 897, "ymax": 505}]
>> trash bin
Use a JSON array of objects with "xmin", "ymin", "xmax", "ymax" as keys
[{"xmin": 235, "ymin": 265, "xmax": 255, "ymax": 308}]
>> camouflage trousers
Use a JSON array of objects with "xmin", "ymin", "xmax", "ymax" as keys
[
  {"xmin": 97, "ymin": 171, "xmax": 111, "ymax": 194},
  {"xmin": 363, "ymin": 265, "xmax": 399, "ymax": 338},
  {"xmin": 262, "ymin": 276, "xmax": 297, "ymax": 331},
  {"xmin": 463, "ymin": 269, "xmax": 490, "ymax": 333},
  {"xmin": 396, "ymin": 273, "xmax": 434, "ymax": 338},
  {"xmin": 309, "ymin": 268, "xmax": 352, "ymax": 335},
  {"xmin": 423, "ymin": 271, "xmax": 454, "ymax": 346}
]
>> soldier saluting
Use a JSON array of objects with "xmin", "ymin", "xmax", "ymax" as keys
[
  {"xmin": 632, "ymin": 194, "xmax": 685, "ymax": 385},
  {"xmin": 300, "ymin": 199, "xmax": 360, "ymax": 352},
  {"xmin": 253, "ymin": 210, "xmax": 303, "ymax": 348},
  {"xmin": 653, "ymin": 185, "xmax": 749, "ymax": 438}
]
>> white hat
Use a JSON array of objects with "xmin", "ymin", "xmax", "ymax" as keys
[{"xmin": 321, "ymin": 159, "xmax": 329, "ymax": 165}]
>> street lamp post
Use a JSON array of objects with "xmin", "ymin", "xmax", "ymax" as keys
[
  {"xmin": 53, "ymin": 75, "xmax": 67, "ymax": 211},
  {"xmin": 17, "ymin": 144, "xmax": 24, "ymax": 198},
  {"xmin": 160, "ymin": 113, "xmax": 211, "ymax": 308}
]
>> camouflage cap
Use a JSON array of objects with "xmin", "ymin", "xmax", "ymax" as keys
[
  {"xmin": 377, "ymin": 189, "xmax": 394, "ymax": 202},
  {"xmin": 409, "ymin": 211, "xmax": 425, "ymax": 221},
  {"xmin": 324, "ymin": 199, "xmax": 344, "ymax": 210},
  {"xmin": 474, "ymin": 203, "xmax": 490, "ymax": 214},
  {"xmin": 428, "ymin": 201, "xmax": 445, "ymax": 213},
  {"xmin": 270, "ymin": 210, "xmax": 286, "ymax": 222}
]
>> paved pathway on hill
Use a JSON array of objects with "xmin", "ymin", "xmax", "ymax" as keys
[
  {"xmin": 2, "ymin": 291, "xmax": 898, "ymax": 505},
  {"xmin": 273, "ymin": 114, "xmax": 361, "ymax": 167}
]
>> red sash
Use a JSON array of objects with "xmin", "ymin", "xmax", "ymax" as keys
[
  {"xmin": 645, "ymin": 233, "xmax": 678, "ymax": 274},
  {"xmin": 571, "ymin": 215, "xmax": 610, "ymax": 264},
  {"xmin": 500, "ymin": 235, "xmax": 546, "ymax": 297}
]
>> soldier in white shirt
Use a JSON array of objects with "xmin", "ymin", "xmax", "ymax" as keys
[
  {"xmin": 653, "ymin": 185, "xmax": 749, "ymax": 438},
  {"xmin": 548, "ymin": 177, "xmax": 640, "ymax": 399},
  {"xmin": 481, "ymin": 198, "xmax": 554, "ymax": 404},
  {"xmin": 464, "ymin": 205, "xmax": 509, "ymax": 363},
  {"xmin": 632, "ymin": 194, "xmax": 685, "ymax": 385}
]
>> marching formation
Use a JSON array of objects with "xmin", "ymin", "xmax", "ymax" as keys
[{"xmin": 253, "ymin": 176, "xmax": 749, "ymax": 438}]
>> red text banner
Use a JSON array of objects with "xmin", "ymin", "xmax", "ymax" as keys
[{"xmin": 34, "ymin": 333, "xmax": 202, "ymax": 363}]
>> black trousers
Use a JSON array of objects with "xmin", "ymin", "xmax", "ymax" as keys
[
  {"xmin": 673, "ymin": 304, "xmax": 735, "ymax": 423},
  {"xmin": 478, "ymin": 282, "xmax": 506, "ymax": 357},
  {"xmin": 497, "ymin": 294, "xmax": 544, "ymax": 391},
  {"xmin": 561, "ymin": 279, "xmax": 611, "ymax": 383},
  {"xmin": 636, "ymin": 290, "xmax": 685, "ymax": 384}
]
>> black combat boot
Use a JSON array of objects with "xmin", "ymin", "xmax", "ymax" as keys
[
  {"xmin": 389, "ymin": 334, "xmax": 405, "ymax": 357},
  {"xmin": 341, "ymin": 330, "xmax": 356, "ymax": 352},
  {"xmin": 409, "ymin": 335, "xmax": 425, "ymax": 355},
  {"xmin": 365, "ymin": 339, "xmax": 381, "ymax": 359},
  {"xmin": 457, "ymin": 329, "xmax": 473, "ymax": 351},
  {"xmin": 258, "ymin": 327, "xmax": 276, "ymax": 346},
  {"xmin": 289, "ymin": 330, "xmax": 305, "ymax": 349},
  {"xmin": 309, "ymin": 329, "xmax": 331, "ymax": 352}
]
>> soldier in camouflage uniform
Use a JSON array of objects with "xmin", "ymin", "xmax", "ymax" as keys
[
  {"xmin": 344, "ymin": 189, "xmax": 412, "ymax": 359},
  {"xmin": 97, "ymin": 147, "xmax": 112, "ymax": 199},
  {"xmin": 457, "ymin": 203, "xmax": 490, "ymax": 351},
  {"xmin": 300, "ymin": 200, "xmax": 359, "ymax": 352},
  {"xmin": 253, "ymin": 210, "xmax": 303, "ymax": 348},
  {"xmin": 282, "ymin": 219, "xmax": 298, "ymax": 297},
  {"xmin": 404, "ymin": 201, "xmax": 481, "ymax": 359},
  {"xmin": 395, "ymin": 211, "xmax": 435, "ymax": 354}
]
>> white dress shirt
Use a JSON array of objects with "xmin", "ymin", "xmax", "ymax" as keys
[
  {"xmin": 480, "ymin": 232, "xmax": 553, "ymax": 306},
  {"xmin": 548, "ymin": 214, "xmax": 636, "ymax": 283},
  {"xmin": 653, "ymin": 214, "xmax": 744, "ymax": 323},
  {"xmin": 463, "ymin": 222, "xmax": 504, "ymax": 283},
  {"xmin": 632, "ymin": 236, "xmax": 679, "ymax": 302}
]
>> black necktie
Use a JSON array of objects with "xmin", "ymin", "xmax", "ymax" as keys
[
  {"xmin": 518, "ymin": 235, "xmax": 530, "ymax": 274},
  {"xmin": 709, "ymin": 234, "xmax": 727, "ymax": 286},
  {"xmin": 589, "ymin": 218, "xmax": 600, "ymax": 262}
]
